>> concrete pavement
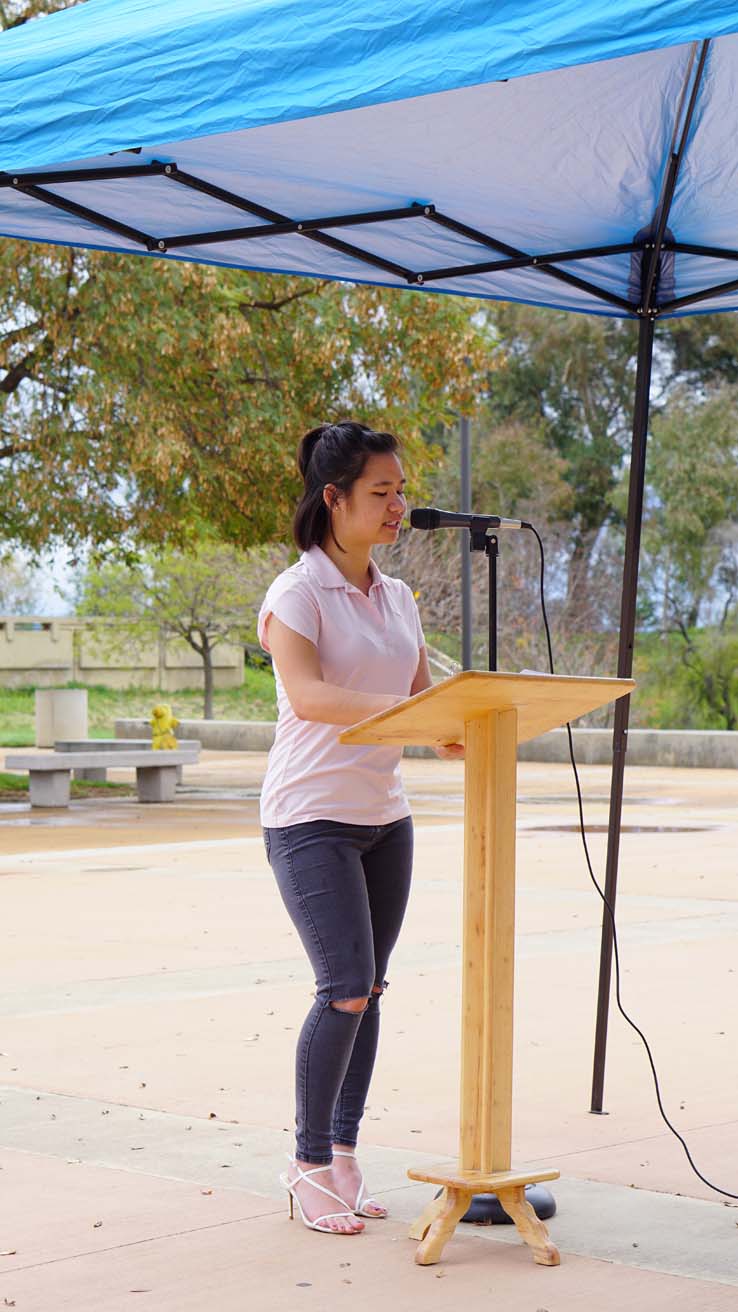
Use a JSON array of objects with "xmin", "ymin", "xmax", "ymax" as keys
[{"xmin": 1, "ymin": 752, "xmax": 737, "ymax": 1309}]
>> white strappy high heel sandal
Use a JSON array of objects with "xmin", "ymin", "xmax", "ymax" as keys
[
  {"xmin": 279, "ymin": 1157, "xmax": 363, "ymax": 1234},
  {"xmin": 332, "ymin": 1149, "xmax": 387, "ymax": 1218}
]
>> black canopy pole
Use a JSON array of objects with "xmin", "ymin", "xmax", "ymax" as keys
[
  {"xmin": 589, "ymin": 37, "xmax": 709, "ymax": 1113},
  {"xmin": 590, "ymin": 314, "xmax": 654, "ymax": 1112}
]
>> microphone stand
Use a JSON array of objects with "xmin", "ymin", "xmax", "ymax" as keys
[{"xmin": 468, "ymin": 525, "xmax": 498, "ymax": 672}]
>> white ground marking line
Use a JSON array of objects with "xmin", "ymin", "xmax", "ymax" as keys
[{"xmin": 0, "ymin": 834, "xmax": 268, "ymax": 867}]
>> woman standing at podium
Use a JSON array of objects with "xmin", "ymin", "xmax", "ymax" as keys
[{"xmin": 258, "ymin": 420, "xmax": 462, "ymax": 1236}]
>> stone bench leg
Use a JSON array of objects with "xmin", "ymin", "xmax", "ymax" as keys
[
  {"xmin": 74, "ymin": 767, "xmax": 107, "ymax": 783},
  {"xmin": 29, "ymin": 771, "xmax": 71, "ymax": 808},
  {"xmin": 136, "ymin": 765, "xmax": 177, "ymax": 803}
]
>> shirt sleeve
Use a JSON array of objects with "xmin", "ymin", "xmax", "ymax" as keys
[{"xmin": 258, "ymin": 576, "xmax": 321, "ymax": 652}]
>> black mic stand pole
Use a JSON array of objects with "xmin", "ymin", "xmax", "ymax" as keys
[
  {"xmin": 488, "ymin": 536, "xmax": 498, "ymax": 672},
  {"xmin": 468, "ymin": 524, "xmax": 499, "ymax": 671}
]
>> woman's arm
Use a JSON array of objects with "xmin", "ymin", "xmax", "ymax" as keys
[
  {"xmin": 410, "ymin": 644, "xmax": 433, "ymax": 696},
  {"xmin": 266, "ymin": 614, "xmax": 403, "ymax": 726},
  {"xmin": 410, "ymin": 646, "xmax": 465, "ymax": 760}
]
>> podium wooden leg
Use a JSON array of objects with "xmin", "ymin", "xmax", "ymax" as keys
[
  {"xmin": 496, "ymin": 1185, "xmax": 560, "ymax": 1266},
  {"xmin": 408, "ymin": 708, "xmax": 560, "ymax": 1270},
  {"xmin": 407, "ymin": 1189, "xmax": 446, "ymax": 1241},
  {"xmin": 411, "ymin": 1183, "xmax": 560, "ymax": 1267},
  {"xmin": 408, "ymin": 1166, "xmax": 560, "ymax": 1265},
  {"xmin": 414, "ymin": 1187, "xmax": 473, "ymax": 1266},
  {"xmin": 459, "ymin": 708, "xmax": 517, "ymax": 1177}
]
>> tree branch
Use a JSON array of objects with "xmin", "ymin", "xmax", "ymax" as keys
[
  {"xmin": 238, "ymin": 282, "xmax": 329, "ymax": 315},
  {"xmin": 1, "ymin": 349, "xmax": 39, "ymax": 394},
  {"xmin": 240, "ymin": 371, "xmax": 282, "ymax": 390},
  {"xmin": 0, "ymin": 320, "xmax": 43, "ymax": 350},
  {"xmin": 0, "ymin": 280, "xmax": 86, "ymax": 395}
]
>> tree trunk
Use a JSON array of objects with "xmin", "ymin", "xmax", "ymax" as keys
[
  {"xmin": 564, "ymin": 533, "xmax": 596, "ymax": 623},
  {"xmin": 202, "ymin": 644, "xmax": 214, "ymax": 720}
]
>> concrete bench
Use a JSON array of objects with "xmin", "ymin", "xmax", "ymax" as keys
[
  {"xmin": 4, "ymin": 750, "xmax": 200, "ymax": 808},
  {"xmin": 54, "ymin": 739, "xmax": 201, "ymax": 783}
]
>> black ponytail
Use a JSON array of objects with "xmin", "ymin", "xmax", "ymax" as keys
[{"xmin": 293, "ymin": 420, "xmax": 399, "ymax": 552}]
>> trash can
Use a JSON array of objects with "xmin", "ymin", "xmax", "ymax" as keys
[{"xmin": 35, "ymin": 689, "xmax": 89, "ymax": 747}]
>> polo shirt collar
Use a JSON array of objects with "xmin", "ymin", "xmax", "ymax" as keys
[{"xmin": 302, "ymin": 544, "xmax": 384, "ymax": 595}]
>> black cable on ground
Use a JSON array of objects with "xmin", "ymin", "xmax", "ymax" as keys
[{"xmin": 525, "ymin": 522, "xmax": 738, "ymax": 1201}]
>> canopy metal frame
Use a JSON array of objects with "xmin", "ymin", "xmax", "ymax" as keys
[
  {"xmin": 6, "ymin": 141, "xmax": 738, "ymax": 319},
  {"xmin": 2, "ymin": 160, "xmax": 641, "ymax": 308}
]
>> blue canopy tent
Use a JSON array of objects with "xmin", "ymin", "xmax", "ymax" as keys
[{"xmin": 3, "ymin": 0, "xmax": 738, "ymax": 1111}]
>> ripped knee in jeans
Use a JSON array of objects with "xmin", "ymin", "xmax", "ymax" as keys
[
  {"xmin": 330, "ymin": 996, "xmax": 369, "ymax": 1014},
  {"xmin": 329, "ymin": 978, "xmax": 389, "ymax": 1014}
]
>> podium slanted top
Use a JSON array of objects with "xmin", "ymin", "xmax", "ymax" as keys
[{"xmin": 339, "ymin": 670, "xmax": 635, "ymax": 748}]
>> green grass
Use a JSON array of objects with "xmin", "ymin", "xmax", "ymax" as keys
[
  {"xmin": 0, "ymin": 770, "xmax": 134, "ymax": 798},
  {"xmin": 0, "ymin": 770, "xmax": 34, "ymax": 792},
  {"xmin": 0, "ymin": 667, "xmax": 277, "ymax": 747}
]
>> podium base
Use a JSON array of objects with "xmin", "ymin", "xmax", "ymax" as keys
[
  {"xmin": 408, "ymin": 1164, "xmax": 560, "ymax": 1267},
  {"xmin": 459, "ymin": 1183, "xmax": 557, "ymax": 1224}
]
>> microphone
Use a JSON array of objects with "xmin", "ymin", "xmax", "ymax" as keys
[{"xmin": 410, "ymin": 506, "xmax": 530, "ymax": 531}]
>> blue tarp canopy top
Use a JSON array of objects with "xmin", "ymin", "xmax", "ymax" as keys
[{"xmin": 2, "ymin": 0, "xmax": 738, "ymax": 317}]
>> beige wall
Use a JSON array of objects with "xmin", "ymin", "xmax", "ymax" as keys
[{"xmin": 0, "ymin": 617, "xmax": 244, "ymax": 690}]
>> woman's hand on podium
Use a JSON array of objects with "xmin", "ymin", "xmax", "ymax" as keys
[{"xmin": 433, "ymin": 742, "xmax": 465, "ymax": 760}]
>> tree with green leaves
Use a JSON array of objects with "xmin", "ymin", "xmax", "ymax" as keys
[
  {"xmin": 629, "ymin": 386, "xmax": 738, "ymax": 729},
  {"xmin": 481, "ymin": 305, "xmax": 640, "ymax": 596},
  {"xmin": 0, "ymin": 241, "xmax": 492, "ymax": 557},
  {"xmin": 75, "ymin": 542, "xmax": 285, "ymax": 718},
  {"xmin": 639, "ymin": 387, "xmax": 738, "ymax": 631}
]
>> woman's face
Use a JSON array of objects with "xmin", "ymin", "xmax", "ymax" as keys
[{"xmin": 326, "ymin": 451, "xmax": 407, "ymax": 549}]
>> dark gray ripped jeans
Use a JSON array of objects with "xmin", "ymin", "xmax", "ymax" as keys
[{"xmin": 263, "ymin": 817, "xmax": 413, "ymax": 1164}]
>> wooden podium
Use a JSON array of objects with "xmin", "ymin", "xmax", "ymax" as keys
[{"xmin": 341, "ymin": 670, "xmax": 634, "ymax": 1268}]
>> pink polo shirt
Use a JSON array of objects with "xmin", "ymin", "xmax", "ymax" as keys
[{"xmin": 257, "ymin": 545, "xmax": 425, "ymax": 827}]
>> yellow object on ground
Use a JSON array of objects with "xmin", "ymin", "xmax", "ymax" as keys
[{"xmin": 150, "ymin": 703, "xmax": 179, "ymax": 750}]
